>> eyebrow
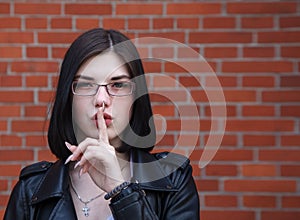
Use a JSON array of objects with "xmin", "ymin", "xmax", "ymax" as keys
[{"xmin": 74, "ymin": 74, "xmax": 130, "ymax": 81}]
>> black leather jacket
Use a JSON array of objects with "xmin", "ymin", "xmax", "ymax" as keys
[{"xmin": 4, "ymin": 149, "xmax": 200, "ymax": 219}]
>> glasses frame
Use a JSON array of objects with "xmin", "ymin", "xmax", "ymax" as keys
[{"xmin": 71, "ymin": 80, "xmax": 135, "ymax": 97}]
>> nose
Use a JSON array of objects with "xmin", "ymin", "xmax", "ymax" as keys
[{"xmin": 94, "ymin": 86, "xmax": 111, "ymax": 109}]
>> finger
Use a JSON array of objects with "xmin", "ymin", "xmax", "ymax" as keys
[
  {"xmin": 97, "ymin": 107, "xmax": 109, "ymax": 144},
  {"xmin": 72, "ymin": 138, "xmax": 98, "ymax": 161}
]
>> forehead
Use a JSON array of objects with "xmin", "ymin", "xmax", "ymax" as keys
[{"xmin": 76, "ymin": 51, "xmax": 129, "ymax": 82}]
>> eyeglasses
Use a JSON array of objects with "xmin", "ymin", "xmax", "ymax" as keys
[{"xmin": 72, "ymin": 80, "xmax": 135, "ymax": 97}]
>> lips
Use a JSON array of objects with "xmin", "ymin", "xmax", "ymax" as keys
[{"xmin": 93, "ymin": 112, "xmax": 112, "ymax": 128}]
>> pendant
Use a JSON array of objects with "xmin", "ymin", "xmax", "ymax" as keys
[{"xmin": 82, "ymin": 204, "xmax": 90, "ymax": 217}]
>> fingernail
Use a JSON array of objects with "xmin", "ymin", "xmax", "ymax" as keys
[
  {"xmin": 65, "ymin": 142, "xmax": 72, "ymax": 149},
  {"xmin": 64, "ymin": 154, "xmax": 73, "ymax": 164},
  {"xmin": 74, "ymin": 161, "xmax": 81, "ymax": 169},
  {"xmin": 79, "ymin": 168, "xmax": 83, "ymax": 177}
]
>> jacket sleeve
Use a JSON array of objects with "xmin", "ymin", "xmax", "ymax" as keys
[
  {"xmin": 4, "ymin": 180, "xmax": 27, "ymax": 220},
  {"xmin": 109, "ymin": 184, "xmax": 159, "ymax": 220},
  {"xmin": 109, "ymin": 164, "xmax": 200, "ymax": 220},
  {"xmin": 163, "ymin": 164, "xmax": 200, "ymax": 220}
]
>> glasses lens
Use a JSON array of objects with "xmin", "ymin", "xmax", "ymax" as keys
[
  {"xmin": 108, "ymin": 81, "xmax": 134, "ymax": 96},
  {"xmin": 72, "ymin": 81, "xmax": 97, "ymax": 96}
]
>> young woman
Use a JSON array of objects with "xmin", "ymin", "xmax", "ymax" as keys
[{"xmin": 4, "ymin": 28, "xmax": 200, "ymax": 220}]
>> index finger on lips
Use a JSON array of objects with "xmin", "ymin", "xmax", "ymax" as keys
[{"xmin": 97, "ymin": 105, "xmax": 109, "ymax": 144}]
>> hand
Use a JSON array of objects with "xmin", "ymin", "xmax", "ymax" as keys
[{"xmin": 65, "ymin": 106, "xmax": 125, "ymax": 193}]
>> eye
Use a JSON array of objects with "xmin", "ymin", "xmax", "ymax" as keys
[
  {"xmin": 75, "ymin": 81, "xmax": 94, "ymax": 88},
  {"xmin": 111, "ymin": 81, "xmax": 130, "ymax": 89}
]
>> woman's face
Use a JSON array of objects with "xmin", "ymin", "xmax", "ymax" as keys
[{"xmin": 72, "ymin": 51, "xmax": 134, "ymax": 148}]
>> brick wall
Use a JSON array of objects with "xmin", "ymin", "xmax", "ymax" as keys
[{"xmin": 0, "ymin": 1, "xmax": 299, "ymax": 219}]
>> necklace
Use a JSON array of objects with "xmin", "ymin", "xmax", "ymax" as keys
[{"xmin": 69, "ymin": 177, "xmax": 105, "ymax": 217}]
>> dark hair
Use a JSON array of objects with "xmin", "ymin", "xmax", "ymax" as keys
[{"xmin": 48, "ymin": 28, "xmax": 156, "ymax": 160}]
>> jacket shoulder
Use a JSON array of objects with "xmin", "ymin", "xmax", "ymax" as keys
[
  {"xmin": 20, "ymin": 161, "xmax": 53, "ymax": 179},
  {"xmin": 154, "ymin": 151, "xmax": 190, "ymax": 170}
]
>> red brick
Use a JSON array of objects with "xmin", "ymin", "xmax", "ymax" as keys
[
  {"xmin": 243, "ymin": 76, "xmax": 275, "ymax": 87},
  {"xmin": 244, "ymin": 196, "xmax": 276, "ymax": 207},
  {"xmin": 242, "ymin": 105, "xmax": 275, "ymax": 117},
  {"xmin": 153, "ymin": 18, "xmax": 174, "ymax": 29},
  {"xmin": 116, "ymin": 3, "xmax": 162, "ymax": 15},
  {"xmin": 189, "ymin": 32, "xmax": 252, "ymax": 44},
  {"xmin": 201, "ymin": 211, "xmax": 255, "ymax": 220},
  {"xmin": 205, "ymin": 195, "xmax": 237, "ymax": 207},
  {"xmin": 205, "ymin": 76, "xmax": 237, "ymax": 87},
  {"xmin": 222, "ymin": 61, "xmax": 293, "ymax": 73},
  {"xmin": 0, "ymin": 134, "xmax": 22, "ymax": 146},
  {"xmin": 0, "ymin": 106, "xmax": 20, "ymax": 117},
  {"xmin": 195, "ymin": 179, "xmax": 219, "ymax": 191},
  {"xmin": 0, "ymin": 150, "xmax": 34, "ymax": 161},
  {"xmin": 280, "ymin": 16, "xmax": 300, "ymax": 28},
  {"xmin": 178, "ymin": 76, "xmax": 201, "ymax": 87},
  {"xmin": 26, "ymin": 75, "xmax": 48, "ymax": 87},
  {"xmin": 0, "ymin": 75, "xmax": 22, "ymax": 87},
  {"xmin": 258, "ymin": 31, "xmax": 300, "ymax": 43},
  {"xmin": 0, "ymin": 91, "xmax": 33, "ymax": 103},
  {"xmin": 15, "ymin": 3, "xmax": 61, "ymax": 14},
  {"xmin": 65, "ymin": 4, "xmax": 111, "ymax": 15},
  {"xmin": 0, "ymin": 3, "xmax": 10, "ymax": 14},
  {"xmin": 281, "ymin": 46, "xmax": 300, "ymax": 58},
  {"xmin": 128, "ymin": 18, "xmax": 150, "ymax": 30},
  {"xmin": 0, "ymin": 17, "xmax": 21, "ymax": 29},
  {"xmin": 282, "ymin": 196, "xmax": 300, "ymax": 208},
  {"xmin": 11, "ymin": 61, "xmax": 58, "ymax": 73},
  {"xmin": 51, "ymin": 17, "xmax": 72, "ymax": 29},
  {"xmin": 76, "ymin": 18, "xmax": 99, "ymax": 30},
  {"xmin": 211, "ymin": 149, "xmax": 253, "ymax": 161},
  {"xmin": 262, "ymin": 90, "xmax": 300, "ymax": 102},
  {"xmin": 11, "ymin": 120, "xmax": 48, "ymax": 132},
  {"xmin": 52, "ymin": 47, "xmax": 68, "ymax": 59},
  {"xmin": 166, "ymin": 119, "xmax": 202, "ymax": 131},
  {"xmin": 242, "ymin": 17, "xmax": 274, "ymax": 28},
  {"xmin": 0, "ymin": 32, "xmax": 33, "ymax": 43},
  {"xmin": 38, "ymin": 149, "xmax": 56, "ymax": 161},
  {"xmin": 281, "ymin": 76, "xmax": 300, "ymax": 86},
  {"xmin": 0, "ymin": 62, "xmax": 7, "ymax": 73},
  {"xmin": 243, "ymin": 47, "xmax": 275, "ymax": 58},
  {"xmin": 243, "ymin": 135, "xmax": 276, "ymax": 147},
  {"xmin": 25, "ymin": 18, "xmax": 47, "ymax": 29},
  {"xmin": 204, "ymin": 47, "xmax": 237, "ymax": 58},
  {"xmin": 143, "ymin": 61, "xmax": 162, "ymax": 73},
  {"xmin": 176, "ymin": 134, "xmax": 200, "ymax": 147},
  {"xmin": 155, "ymin": 134, "xmax": 174, "ymax": 147},
  {"xmin": 177, "ymin": 18, "xmax": 199, "ymax": 29},
  {"xmin": 26, "ymin": 46, "xmax": 48, "ymax": 58},
  {"xmin": 226, "ymin": 119, "xmax": 294, "ymax": 132},
  {"xmin": 261, "ymin": 211, "xmax": 300, "ymax": 220},
  {"xmin": 205, "ymin": 105, "xmax": 236, "ymax": 117},
  {"xmin": 225, "ymin": 179, "xmax": 296, "ymax": 192},
  {"xmin": 152, "ymin": 105, "xmax": 175, "ymax": 117},
  {"xmin": 0, "ymin": 165, "xmax": 22, "ymax": 176},
  {"xmin": 38, "ymin": 32, "xmax": 80, "ymax": 44},
  {"xmin": 152, "ymin": 47, "xmax": 175, "ymax": 59},
  {"xmin": 203, "ymin": 17, "xmax": 236, "ymax": 29},
  {"xmin": 38, "ymin": 91, "xmax": 55, "ymax": 103},
  {"xmin": 227, "ymin": 2, "xmax": 296, "ymax": 14},
  {"xmin": 260, "ymin": 150, "xmax": 300, "ymax": 162},
  {"xmin": 281, "ymin": 135, "xmax": 300, "ymax": 146},
  {"xmin": 103, "ymin": 18, "xmax": 125, "ymax": 30},
  {"xmin": 138, "ymin": 32, "xmax": 185, "ymax": 44},
  {"xmin": 26, "ymin": 135, "xmax": 48, "ymax": 147},
  {"xmin": 192, "ymin": 90, "xmax": 256, "ymax": 102},
  {"xmin": 0, "ymin": 180, "xmax": 7, "ymax": 191},
  {"xmin": 242, "ymin": 164, "xmax": 276, "ymax": 177},
  {"xmin": 165, "ymin": 61, "xmax": 215, "ymax": 73},
  {"xmin": 281, "ymin": 165, "xmax": 300, "ymax": 177},
  {"xmin": 167, "ymin": 3, "xmax": 221, "ymax": 15},
  {"xmin": 25, "ymin": 105, "xmax": 48, "ymax": 117},
  {"xmin": 0, "ymin": 120, "xmax": 7, "ymax": 131},
  {"xmin": 205, "ymin": 164, "xmax": 237, "ymax": 176},
  {"xmin": 281, "ymin": 106, "xmax": 300, "ymax": 117},
  {"xmin": 0, "ymin": 46, "xmax": 22, "ymax": 58}
]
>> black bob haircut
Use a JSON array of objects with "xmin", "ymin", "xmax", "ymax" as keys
[{"xmin": 48, "ymin": 28, "xmax": 156, "ymax": 160}]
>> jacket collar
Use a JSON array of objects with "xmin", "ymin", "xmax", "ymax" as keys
[{"xmin": 31, "ymin": 149, "xmax": 177, "ymax": 204}]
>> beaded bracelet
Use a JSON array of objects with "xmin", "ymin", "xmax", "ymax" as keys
[{"xmin": 104, "ymin": 181, "xmax": 131, "ymax": 200}]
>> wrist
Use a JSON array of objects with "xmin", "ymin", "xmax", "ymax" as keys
[{"xmin": 104, "ymin": 181, "xmax": 131, "ymax": 200}]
